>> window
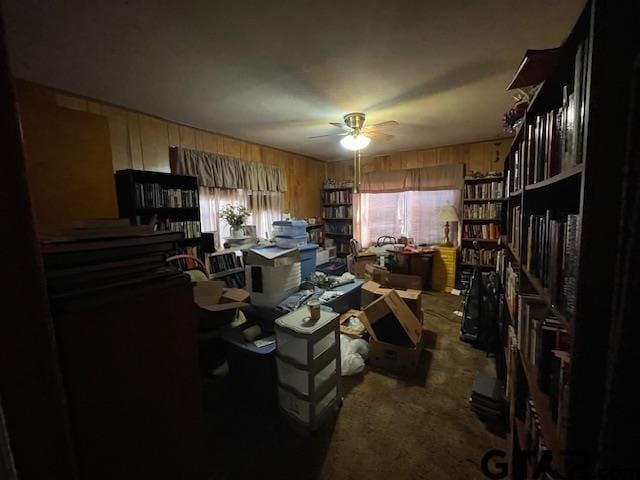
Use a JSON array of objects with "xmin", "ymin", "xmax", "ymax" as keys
[
  {"xmin": 358, "ymin": 190, "xmax": 459, "ymax": 246},
  {"xmin": 199, "ymin": 187, "xmax": 283, "ymax": 245}
]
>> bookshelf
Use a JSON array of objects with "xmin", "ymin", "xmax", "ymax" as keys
[
  {"xmin": 458, "ymin": 175, "xmax": 505, "ymax": 289},
  {"xmin": 115, "ymin": 169, "xmax": 202, "ymax": 248},
  {"xmin": 207, "ymin": 249, "xmax": 246, "ymax": 288},
  {"xmin": 322, "ymin": 187, "xmax": 353, "ymax": 257},
  {"xmin": 499, "ymin": 1, "xmax": 633, "ymax": 476}
]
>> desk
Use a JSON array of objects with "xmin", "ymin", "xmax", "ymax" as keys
[{"xmin": 389, "ymin": 248, "xmax": 436, "ymax": 290}]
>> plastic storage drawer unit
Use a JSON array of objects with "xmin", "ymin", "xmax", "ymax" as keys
[
  {"xmin": 275, "ymin": 308, "xmax": 342, "ymax": 430},
  {"xmin": 298, "ymin": 243, "xmax": 318, "ymax": 281}
]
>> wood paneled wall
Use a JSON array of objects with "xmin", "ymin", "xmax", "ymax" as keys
[
  {"xmin": 328, "ymin": 139, "xmax": 511, "ymax": 181},
  {"xmin": 16, "ymin": 82, "xmax": 118, "ymax": 228},
  {"xmin": 16, "ymin": 81, "xmax": 327, "ymax": 220}
]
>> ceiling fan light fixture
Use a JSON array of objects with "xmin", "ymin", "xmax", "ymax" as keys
[{"xmin": 340, "ymin": 133, "xmax": 371, "ymax": 151}]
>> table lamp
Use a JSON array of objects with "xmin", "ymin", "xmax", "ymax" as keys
[{"xmin": 438, "ymin": 205, "xmax": 459, "ymax": 246}]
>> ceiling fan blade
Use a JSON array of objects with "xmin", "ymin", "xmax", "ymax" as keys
[
  {"xmin": 364, "ymin": 120, "xmax": 399, "ymax": 131},
  {"xmin": 308, "ymin": 132, "xmax": 349, "ymax": 139},
  {"xmin": 329, "ymin": 122, "xmax": 350, "ymax": 131},
  {"xmin": 367, "ymin": 131, "xmax": 395, "ymax": 141}
]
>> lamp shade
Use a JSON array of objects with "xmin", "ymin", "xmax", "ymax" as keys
[
  {"xmin": 340, "ymin": 133, "xmax": 371, "ymax": 151},
  {"xmin": 438, "ymin": 205, "xmax": 459, "ymax": 222}
]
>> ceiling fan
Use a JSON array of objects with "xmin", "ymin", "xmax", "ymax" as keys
[{"xmin": 309, "ymin": 112, "xmax": 398, "ymax": 151}]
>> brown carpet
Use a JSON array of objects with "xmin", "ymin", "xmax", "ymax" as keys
[{"xmin": 203, "ymin": 291, "xmax": 505, "ymax": 480}]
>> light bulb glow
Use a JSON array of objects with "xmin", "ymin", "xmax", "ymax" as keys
[{"xmin": 340, "ymin": 133, "xmax": 371, "ymax": 151}]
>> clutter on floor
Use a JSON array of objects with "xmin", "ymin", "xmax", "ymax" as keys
[{"xmin": 470, "ymin": 372, "xmax": 503, "ymax": 420}]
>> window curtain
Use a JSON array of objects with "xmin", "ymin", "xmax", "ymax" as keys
[
  {"xmin": 357, "ymin": 190, "xmax": 460, "ymax": 246},
  {"xmin": 354, "ymin": 164, "xmax": 463, "ymax": 246},
  {"xmin": 170, "ymin": 147, "xmax": 287, "ymax": 192},
  {"xmin": 199, "ymin": 187, "xmax": 283, "ymax": 245}
]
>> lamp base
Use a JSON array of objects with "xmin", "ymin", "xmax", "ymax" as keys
[{"xmin": 442, "ymin": 221, "xmax": 452, "ymax": 246}]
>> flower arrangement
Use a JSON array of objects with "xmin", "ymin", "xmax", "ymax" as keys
[{"xmin": 220, "ymin": 204, "xmax": 251, "ymax": 230}]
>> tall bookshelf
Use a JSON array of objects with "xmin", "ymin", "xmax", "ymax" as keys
[
  {"xmin": 458, "ymin": 175, "xmax": 505, "ymax": 289},
  {"xmin": 322, "ymin": 187, "xmax": 353, "ymax": 257},
  {"xmin": 498, "ymin": 1, "xmax": 633, "ymax": 476},
  {"xmin": 115, "ymin": 169, "xmax": 202, "ymax": 248}
]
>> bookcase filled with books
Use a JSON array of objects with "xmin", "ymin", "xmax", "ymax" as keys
[
  {"xmin": 498, "ymin": 1, "xmax": 632, "ymax": 477},
  {"xmin": 207, "ymin": 250, "xmax": 246, "ymax": 288},
  {"xmin": 458, "ymin": 174, "xmax": 505, "ymax": 289},
  {"xmin": 322, "ymin": 187, "xmax": 353, "ymax": 257},
  {"xmin": 115, "ymin": 170, "xmax": 202, "ymax": 255}
]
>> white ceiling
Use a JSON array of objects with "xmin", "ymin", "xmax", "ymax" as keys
[{"xmin": 2, "ymin": 0, "xmax": 585, "ymax": 161}]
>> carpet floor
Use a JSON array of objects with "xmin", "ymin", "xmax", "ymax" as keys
[{"xmin": 202, "ymin": 290, "xmax": 505, "ymax": 480}]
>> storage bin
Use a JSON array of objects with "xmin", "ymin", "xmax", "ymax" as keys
[
  {"xmin": 245, "ymin": 263, "xmax": 301, "ymax": 306},
  {"xmin": 276, "ymin": 357, "xmax": 336, "ymax": 396},
  {"xmin": 278, "ymin": 384, "xmax": 337, "ymax": 426},
  {"xmin": 275, "ymin": 325, "xmax": 335, "ymax": 366},
  {"xmin": 316, "ymin": 246, "xmax": 337, "ymax": 266},
  {"xmin": 316, "ymin": 261, "xmax": 347, "ymax": 276},
  {"xmin": 272, "ymin": 220, "xmax": 308, "ymax": 238},
  {"xmin": 275, "ymin": 235, "xmax": 308, "ymax": 249},
  {"xmin": 299, "ymin": 243, "xmax": 318, "ymax": 280}
]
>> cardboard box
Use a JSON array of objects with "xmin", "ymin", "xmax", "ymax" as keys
[
  {"xmin": 245, "ymin": 246, "xmax": 300, "ymax": 267},
  {"xmin": 361, "ymin": 281, "xmax": 422, "ymax": 320},
  {"xmin": 360, "ymin": 290, "xmax": 424, "ymax": 377},
  {"xmin": 364, "ymin": 263, "xmax": 423, "ymax": 290},
  {"xmin": 339, "ymin": 309, "xmax": 368, "ymax": 338},
  {"xmin": 193, "ymin": 280, "xmax": 250, "ymax": 329},
  {"xmin": 348, "ymin": 251, "xmax": 376, "ymax": 278}
]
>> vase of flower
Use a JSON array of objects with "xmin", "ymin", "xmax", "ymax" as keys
[{"xmin": 220, "ymin": 204, "xmax": 251, "ymax": 239}]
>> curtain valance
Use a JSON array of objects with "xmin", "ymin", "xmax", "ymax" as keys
[
  {"xmin": 359, "ymin": 163, "xmax": 464, "ymax": 193},
  {"xmin": 170, "ymin": 147, "xmax": 287, "ymax": 192}
]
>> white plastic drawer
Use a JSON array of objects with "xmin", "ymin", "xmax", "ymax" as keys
[
  {"xmin": 278, "ymin": 385, "xmax": 337, "ymax": 425},
  {"xmin": 276, "ymin": 357, "xmax": 336, "ymax": 396},
  {"xmin": 275, "ymin": 329, "xmax": 336, "ymax": 366}
]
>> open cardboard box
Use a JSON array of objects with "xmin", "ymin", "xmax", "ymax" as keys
[
  {"xmin": 338, "ymin": 309, "xmax": 368, "ymax": 338},
  {"xmin": 193, "ymin": 280, "xmax": 250, "ymax": 329},
  {"xmin": 360, "ymin": 290, "xmax": 424, "ymax": 377},
  {"xmin": 362, "ymin": 264, "xmax": 423, "ymax": 320}
]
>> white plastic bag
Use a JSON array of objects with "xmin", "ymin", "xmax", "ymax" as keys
[{"xmin": 340, "ymin": 334, "xmax": 369, "ymax": 376}]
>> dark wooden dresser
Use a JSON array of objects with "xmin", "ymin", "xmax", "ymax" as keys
[{"xmin": 40, "ymin": 229, "xmax": 203, "ymax": 479}]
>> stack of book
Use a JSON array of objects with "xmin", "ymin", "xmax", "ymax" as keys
[{"xmin": 470, "ymin": 373, "xmax": 503, "ymax": 420}]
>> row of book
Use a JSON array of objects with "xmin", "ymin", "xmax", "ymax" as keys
[
  {"xmin": 153, "ymin": 219, "xmax": 201, "ymax": 239},
  {"xmin": 223, "ymin": 271, "xmax": 246, "ymax": 288},
  {"xmin": 322, "ymin": 190, "xmax": 352, "ymax": 204},
  {"xmin": 508, "ymin": 38, "xmax": 588, "ymax": 191},
  {"xmin": 524, "ymin": 212, "xmax": 579, "ymax": 316},
  {"xmin": 323, "ymin": 206, "xmax": 352, "ymax": 219},
  {"xmin": 307, "ymin": 228, "xmax": 323, "ymax": 244},
  {"xmin": 461, "ymin": 247, "xmax": 498, "ymax": 266},
  {"xmin": 462, "ymin": 223, "xmax": 501, "ymax": 240},
  {"xmin": 135, "ymin": 183, "xmax": 198, "ymax": 209},
  {"xmin": 510, "ymin": 206, "xmax": 522, "ymax": 258},
  {"xmin": 504, "ymin": 262, "xmax": 519, "ymax": 321},
  {"xmin": 326, "ymin": 223, "xmax": 353, "ymax": 235},
  {"xmin": 463, "ymin": 203, "xmax": 502, "ymax": 220},
  {"xmin": 210, "ymin": 252, "xmax": 243, "ymax": 274},
  {"xmin": 511, "ymin": 294, "xmax": 571, "ymax": 444},
  {"xmin": 464, "ymin": 181, "xmax": 504, "ymax": 200}
]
